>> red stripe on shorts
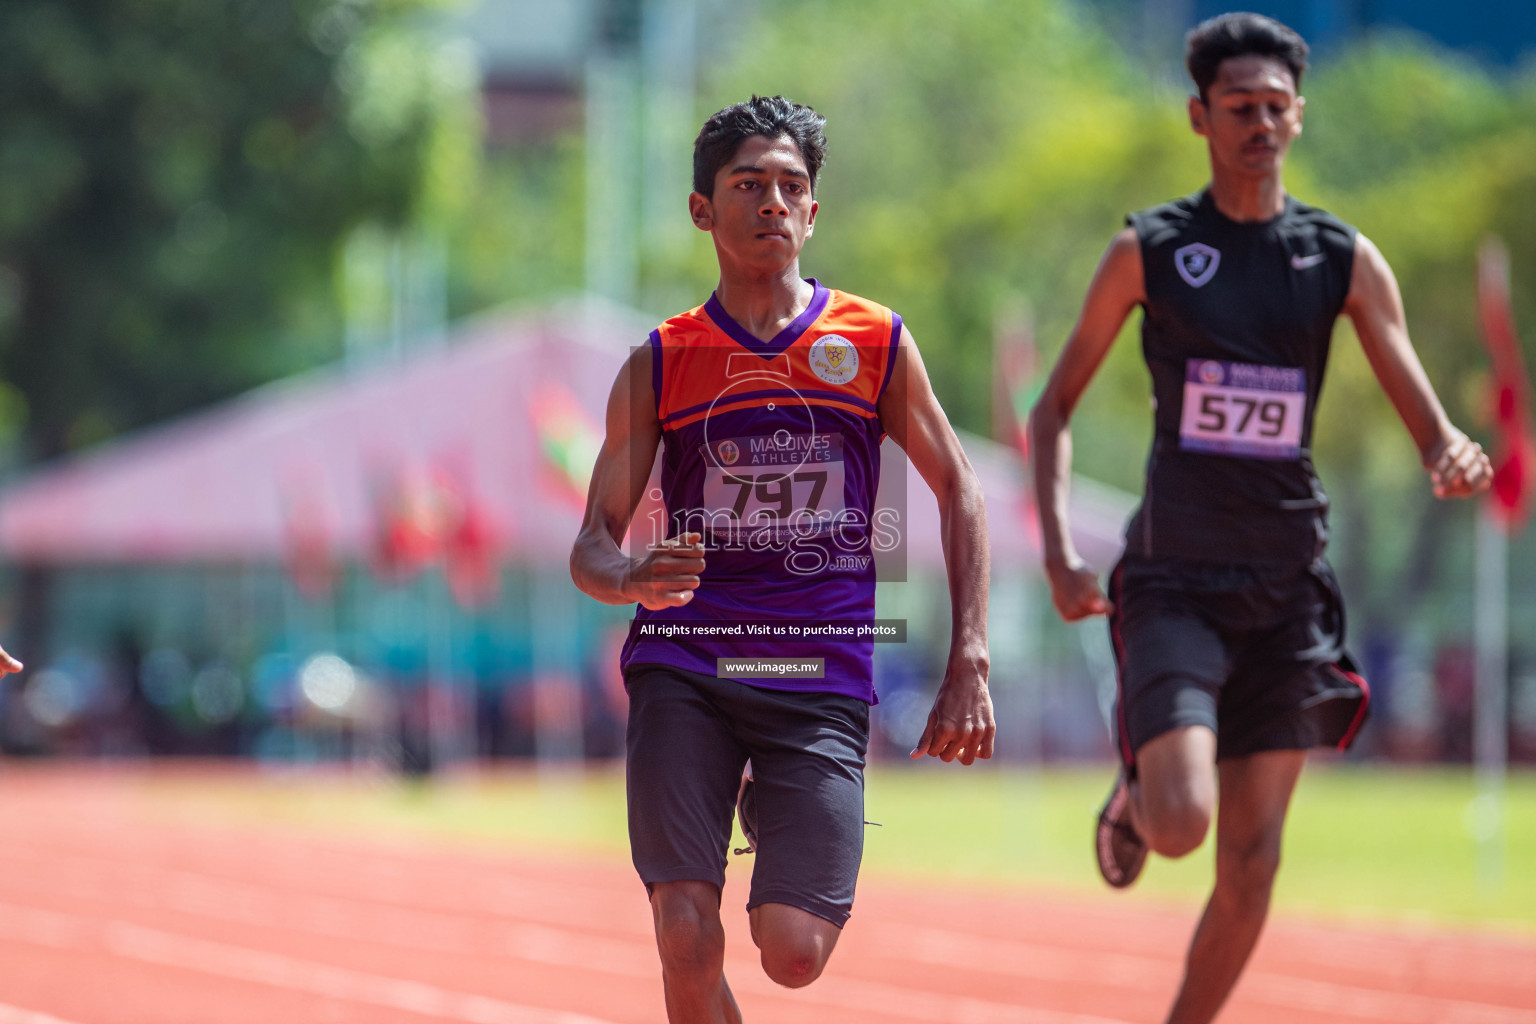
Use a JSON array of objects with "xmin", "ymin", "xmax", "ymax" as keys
[{"xmin": 1331, "ymin": 663, "xmax": 1371, "ymax": 751}]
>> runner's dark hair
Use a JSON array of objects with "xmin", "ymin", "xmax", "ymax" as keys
[
  {"xmin": 1186, "ymin": 12, "xmax": 1309, "ymax": 102},
  {"xmin": 693, "ymin": 95, "xmax": 827, "ymax": 197}
]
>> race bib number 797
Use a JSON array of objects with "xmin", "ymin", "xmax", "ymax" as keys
[
  {"xmin": 699, "ymin": 432, "xmax": 846, "ymax": 534},
  {"xmin": 1179, "ymin": 360, "xmax": 1306, "ymax": 459}
]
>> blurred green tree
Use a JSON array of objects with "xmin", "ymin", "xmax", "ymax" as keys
[
  {"xmin": 693, "ymin": 3, "xmax": 1536, "ymax": 635},
  {"xmin": 698, "ymin": 0, "xmax": 1203, "ymax": 488},
  {"xmin": 444, "ymin": 1, "xmax": 1536, "ymax": 639},
  {"xmin": 445, "ymin": 138, "xmax": 586, "ymax": 318},
  {"xmin": 0, "ymin": 0, "xmax": 479, "ymax": 664},
  {"xmin": 0, "ymin": 0, "xmax": 479, "ymax": 461},
  {"xmin": 1299, "ymin": 40, "xmax": 1536, "ymax": 630}
]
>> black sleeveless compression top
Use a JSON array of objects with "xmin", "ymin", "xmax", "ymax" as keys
[{"xmin": 1122, "ymin": 189, "xmax": 1357, "ymax": 564}]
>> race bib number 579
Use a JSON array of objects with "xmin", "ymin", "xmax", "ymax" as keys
[{"xmin": 1179, "ymin": 360, "xmax": 1305, "ymax": 459}]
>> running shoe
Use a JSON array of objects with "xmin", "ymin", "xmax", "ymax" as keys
[
  {"xmin": 734, "ymin": 760, "xmax": 758, "ymax": 856},
  {"xmin": 1095, "ymin": 770, "xmax": 1147, "ymax": 888}
]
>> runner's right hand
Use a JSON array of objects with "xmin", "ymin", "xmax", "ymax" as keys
[
  {"xmin": 0, "ymin": 645, "xmax": 20, "ymax": 676},
  {"xmin": 625, "ymin": 533, "xmax": 706, "ymax": 610},
  {"xmin": 1046, "ymin": 562, "xmax": 1113, "ymax": 622}
]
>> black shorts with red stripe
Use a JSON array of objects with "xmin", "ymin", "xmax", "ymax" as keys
[{"xmin": 1106, "ymin": 555, "xmax": 1369, "ymax": 773}]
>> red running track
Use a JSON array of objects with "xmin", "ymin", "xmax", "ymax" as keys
[{"xmin": 0, "ymin": 767, "xmax": 1531, "ymax": 1024}]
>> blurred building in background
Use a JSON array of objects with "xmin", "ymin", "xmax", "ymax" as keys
[
  {"xmin": 0, "ymin": 298, "xmax": 662, "ymax": 770},
  {"xmin": 1103, "ymin": 0, "xmax": 1536, "ymax": 68},
  {"xmin": 0, "ymin": 289, "xmax": 1135, "ymax": 769},
  {"xmin": 0, "ymin": 0, "xmax": 1532, "ymax": 769}
]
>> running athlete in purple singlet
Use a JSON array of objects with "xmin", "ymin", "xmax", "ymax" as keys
[{"xmin": 572, "ymin": 96, "xmax": 994, "ymax": 1024}]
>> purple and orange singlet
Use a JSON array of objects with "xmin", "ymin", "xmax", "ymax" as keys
[{"xmin": 620, "ymin": 279, "xmax": 902, "ymax": 702}]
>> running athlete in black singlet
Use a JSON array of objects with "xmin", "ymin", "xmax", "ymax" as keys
[{"xmin": 1029, "ymin": 15, "xmax": 1490, "ymax": 1024}]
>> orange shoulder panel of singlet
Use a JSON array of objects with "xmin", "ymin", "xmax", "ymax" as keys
[
  {"xmin": 806, "ymin": 289, "xmax": 895, "ymax": 407},
  {"xmin": 653, "ymin": 306, "xmax": 712, "ymax": 348},
  {"xmin": 817, "ymin": 289, "xmax": 892, "ymax": 340},
  {"xmin": 652, "ymin": 306, "xmax": 727, "ymax": 422},
  {"xmin": 654, "ymin": 290, "xmax": 896, "ymax": 424}
]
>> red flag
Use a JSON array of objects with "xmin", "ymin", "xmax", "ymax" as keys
[
  {"xmin": 437, "ymin": 464, "xmax": 500, "ymax": 608},
  {"xmin": 370, "ymin": 464, "xmax": 448, "ymax": 582},
  {"xmin": 280, "ymin": 473, "xmax": 336, "ymax": 600},
  {"xmin": 993, "ymin": 305, "xmax": 1040, "ymax": 459},
  {"xmin": 1478, "ymin": 237, "xmax": 1536, "ymax": 533},
  {"xmin": 530, "ymin": 384, "xmax": 602, "ymax": 507},
  {"xmin": 992, "ymin": 303, "xmax": 1043, "ymax": 544}
]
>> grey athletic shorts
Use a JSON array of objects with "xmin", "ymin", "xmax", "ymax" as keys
[
  {"xmin": 1107, "ymin": 556, "xmax": 1370, "ymax": 771},
  {"xmin": 623, "ymin": 663, "xmax": 869, "ymax": 927}
]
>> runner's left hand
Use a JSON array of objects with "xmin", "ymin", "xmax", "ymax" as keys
[
  {"xmin": 1426, "ymin": 430, "xmax": 1493, "ymax": 499},
  {"xmin": 0, "ymin": 645, "xmax": 22, "ymax": 677},
  {"xmin": 910, "ymin": 655, "xmax": 995, "ymax": 765}
]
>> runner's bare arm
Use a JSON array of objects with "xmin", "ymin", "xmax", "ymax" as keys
[
  {"xmin": 1029, "ymin": 228, "xmax": 1145, "ymax": 621},
  {"xmin": 878, "ymin": 324, "xmax": 995, "ymax": 765},
  {"xmin": 569, "ymin": 345, "xmax": 706, "ymax": 610},
  {"xmin": 1345, "ymin": 234, "xmax": 1493, "ymax": 499},
  {"xmin": 878, "ymin": 323, "xmax": 995, "ymax": 764}
]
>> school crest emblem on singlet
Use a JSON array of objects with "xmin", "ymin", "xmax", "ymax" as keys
[
  {"xmin": 809, "ymin": 335, "xmax": 859, "ymax": 385},
  {"xmin": 1175, "ymin": 243, "xmax": 1221, "ymax": 288}
]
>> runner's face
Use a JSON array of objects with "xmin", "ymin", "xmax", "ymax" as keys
[
  {"xmin": 690, "ymin": 134, "xmax": 817, "ymax": 273},
  {"xmin": 1190, "ymin": 55, "xmax": 1304, "ymax": 179}
]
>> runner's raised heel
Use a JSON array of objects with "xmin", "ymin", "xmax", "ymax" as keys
[
  {"xmin": 1095, "ymin": 771, "xmax": 1148, "ymax": 889},
  {"xmin": 734, "ymin": 760, "xmax": 758, "ymax": 856}
]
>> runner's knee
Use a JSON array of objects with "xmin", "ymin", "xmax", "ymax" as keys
[
  {"xmin": 759, "ymin": 933, "xmax": 831, "ymax": 988},
  {"xmin": 1138, "ymin": 789, "xmax": 1212, "ymax": 857},
  {"xmin": 1144, "ymin": 806, "xmax": 1210, "ymax": 857},
  {"xmin": 1216, "ymin": 835, "xmax": 1283, "ymax": 901},
  {"xmin": 1132, "ymin": 726, "xmax": 1216, "ymax": 857},
  {"xmin": 651, "ymin": 884, "xmax": 725, "ymax": 979},
  {"xmin": 751, "ymin": 904, "xmax": 838, "ymax": 989},
  {"xmin": 655, "ymin": 913, "xmax": 724, "ymax": 978}
]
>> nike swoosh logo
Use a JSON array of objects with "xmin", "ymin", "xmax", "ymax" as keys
[{"xmin": 1291, "ymin": 252, "xmax": 1327, "ymax": 270}]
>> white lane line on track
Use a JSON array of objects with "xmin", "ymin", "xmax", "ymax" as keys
[
  {"xmin": 0, "ymin": 1005, "xmax": 83, "ymax": 1024},
  {"xmin": 20, "ymin": 850, "xmax": 1536, "ymax": 1014},
  {"xmin": 485, "ymin": 911, "xmax": 1536, "ymax": 1024},
  {"xmin": 0, "ymin": 905, "xmax": 82, "ymax": 950},
  {"xmin": 875, "ymin": 926, "xmax": 1536, "ymax": 1024},
  {"xmin": 0, "ymin": 882, "xmax": 1139, "ymax": 1024},
  {"xmin": 1254, "ymin": 924, "xmax": 1536, "ymax": 990},
  {"xmin": 9, "ymin": 838, "xmax": 1536, "ymax": 1024},
  {"xmin": 0, "ymin": 899, "xmax": 1138, "ymax": 1024},
  {"xmin": 0, "ymin": 844, "xmax": 653, "ymax": 940},
  {"xmin": 874, "ymin": 927, "xmax": 1171, "ymax": 988},
  {"xmin": 6, "ymin": 871, "xmax": 1535, "ymax": 1024},
  {"xmin": 103, "ymin": 923, "xmax": 620, "ymax": 1024},
  {"xmin": 5, "ymin": 849, "xmax": 1536, "ymax": 1024},
  {"xmin": 741, "ymin": 971, "xmax": 1135, "ymax": 1024},
  {"xmin": 0, "ymin": 880, "xmax": 1119, "ymax": 1024},
  {"xmin": 0, "ymin": 898, "xmax": 622, "ymax": 1024},
  {"xmin": 502, "ymin": 921, "xmax": 1138, "ymax": 1024},
  {"xmin": 1238, "ymin": 973, "xmax": 1536, "ymax": 1024},
  {"xmin": 26, "ymin": 830, "xmax": 1536, "ymax": 994}
]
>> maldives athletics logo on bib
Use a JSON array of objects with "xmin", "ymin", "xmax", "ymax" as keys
[
  {"xmin": 1175, "ymin": 243, "xmax": 1221, "ymax": 288},
  {"xmin": 809, "ymin": 335, "xmax": 859, "ymax": 385}
]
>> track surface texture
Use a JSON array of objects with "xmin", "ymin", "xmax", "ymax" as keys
[{"xmin": 0, "ymin": 767, "xmax": 1531, "ymax": 1024}]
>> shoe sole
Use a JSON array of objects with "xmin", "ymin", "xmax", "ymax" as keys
[
  {"xmin": 734, "ymin": 770, "xmax": 757, "ymax": 856},
  {"xmin": 1095, "ymin": 778, "xmax": 1147, "ymax": 889}
]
